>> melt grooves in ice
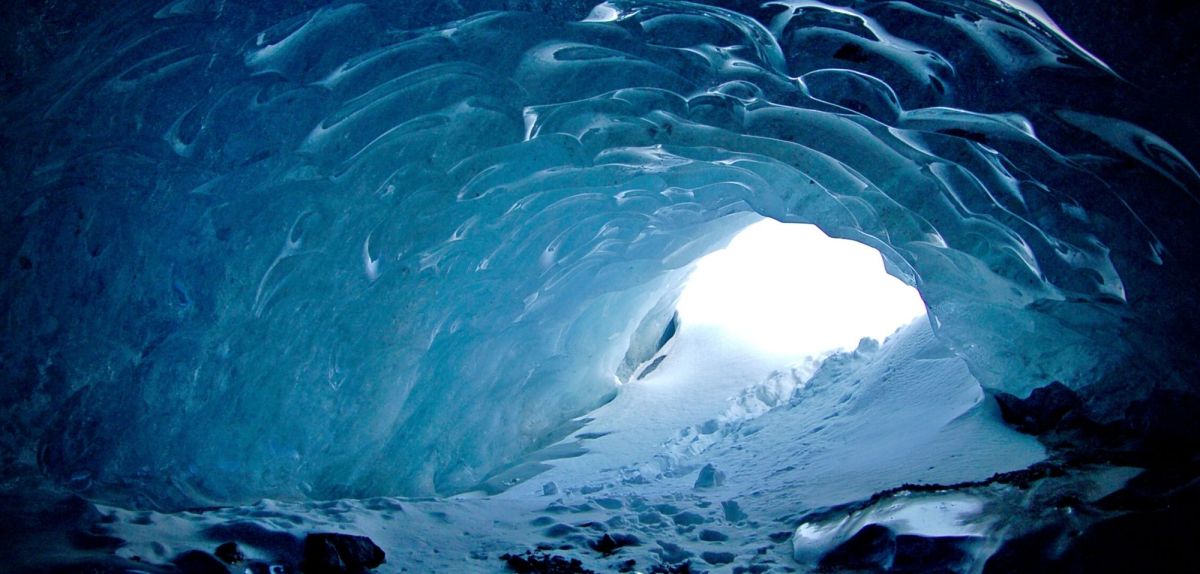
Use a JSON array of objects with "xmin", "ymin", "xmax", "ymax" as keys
[{"xmin": 1, "ymin": 0, "xmax": 1195, "ymax": 507}]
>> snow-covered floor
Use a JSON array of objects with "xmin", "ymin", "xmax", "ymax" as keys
[{"xmin": 80, "ymin": 316, "xmax": 1045, "ymax": 573}]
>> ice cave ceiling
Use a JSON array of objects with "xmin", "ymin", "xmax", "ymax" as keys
[{"xmin": 1, "ymin": 0, "xmax": 1197, "ymax": 509}]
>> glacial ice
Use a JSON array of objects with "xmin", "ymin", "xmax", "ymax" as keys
[{"xmin": 1, "ymin": 0, "xmax": 1197, "ymax": 533}]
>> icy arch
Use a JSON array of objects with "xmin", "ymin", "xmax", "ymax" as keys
[{"xmin": 1, "ymin": 0, "xmax": 1197, "ymax": 508}]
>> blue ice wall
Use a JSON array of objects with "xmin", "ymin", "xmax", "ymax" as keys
[{"xmin": 1, "ymin": 0, "xmax": 1196, "ymax": 508}]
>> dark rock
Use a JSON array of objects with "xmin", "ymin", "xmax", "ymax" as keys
[
  {"xmin": 694, "ymin": 464, "xmax": 725, "ymax": 488},
  {"xmin": 67, "ymin": 529, "xmax": 125, "ymax": 551},
  {"xmin": 983, "ymin": 525, "xmax": 1067, "ymax": 574},
  {"xmin": 1097, "ymin": 462, "xmax": 1200, "ymax": 511},
  {"xmin": 698, "ymin": 529, "xmax": 728, "ymax": 542},
  {"xmin": 671, "ymin": 512, "xmax": 706, "ymax": 526},
  {"xmin": 721, "ymin": 500, "xmax": 746, "ymax": 523},
  {"xmin": 988, "ymin": 461, "xmax": 1200, "ymax": 573},
  {"xmin": 819, "ymin": 523, "xmax": 895, "ymax": 571},
  {"xmin": 0, "ymin": 490, "xmax": 135, "ymax": 573},
  {"xmin": 215, "ymin": 541, "xmax": 246, "ymax": 564},
  {"xmin": 994, "ymin": 382, "xmax": 1082, "ymax": 435},
  {"xmin": 500, "ymin": 551, "xmax": 595, "ymax": 574},
  {"xmin": 173, "ymin": 550, "xmax": 230, "ymax": 574},
  {"xmin": 1123, "ymin": 389, "xmax": 1200, "ymax": 457},
  {"xmin": 820, "ymin": 528, "xmax": 975, "ymax": 573},
  {"xmin": 301, "ymin": 533, "xmax": 385, "ymax": 574},
  {"xmin": 55, "ymin": 494, "xmax": 106, "ymax": 525},
  {"xmin": 589, "ymin": 533, "xmax": 639, "ymax": 556},
  {"xmin": 701, "ymin": 551, "xmax": 735, "ymax": 565},
  {"xmin": 1056, "ymin": 506, "xmax": 1200, "ymax": 573},
  {"xmin": 891, "ymin": 534, "xmax": 974, "ymax": 573}
]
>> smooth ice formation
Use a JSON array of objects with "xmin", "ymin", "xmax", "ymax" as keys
[{"xmin": 1, "ymin": 0, "xmax": 1197, "ymax": 516}]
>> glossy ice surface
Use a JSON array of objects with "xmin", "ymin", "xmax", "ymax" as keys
[{"xmin": 1, "ymin": 0, "xmax": 1195, "ymax": 510}]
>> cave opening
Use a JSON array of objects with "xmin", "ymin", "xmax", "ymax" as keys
[
  {"xmin": 535, "ymin": 217, "xmax": 994, "ymax": 507},
  {"xmin": 674, "ymin": 218, "xmax": 928, "ymax": 359}
]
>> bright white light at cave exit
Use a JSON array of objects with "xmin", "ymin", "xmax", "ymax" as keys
[{"xmin": 676, "ymin": 220, "xmax": 927, "ymax": 356}]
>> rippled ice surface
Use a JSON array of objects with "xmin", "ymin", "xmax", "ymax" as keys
[{"xmin": 1, "ymin": 2, "xmax": 1196, "ymax": 569}]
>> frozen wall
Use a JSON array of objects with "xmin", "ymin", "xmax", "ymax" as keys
[{"xmin": 1, "ymin": 0, "xmax": 1196, "ymax": 508}]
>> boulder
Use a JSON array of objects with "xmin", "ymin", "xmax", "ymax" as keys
[
  {"xmin": 994, "ymin": 382, "xmax": 1082, "ymax": 435},
  {"xmin": 301, "ymin": 533, "xmax": 385, "ymax": 574},
  {"xmin": 891, "ymin": 534, "xmax": 974, "ymax": 573},
  {"xmin": 819, "ymin": 523, "xmax": 896, "ymax": 571},
  {"xmin": 173, "ymin": 550, "xmax": 230, "ymax": 574},
  {"xmin": 215, "ymin": 541, "xmax": 245, "ymax": 564},
  {"xmin": 694, "ymin": 464, "xmax": 725, "ymax": 489},
  {"xmin": 589, "ymin": 533, "xmax": 639, "ymax": 555}
]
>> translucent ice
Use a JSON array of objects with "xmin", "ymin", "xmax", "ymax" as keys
[{"xmin": 1, "ymin": 0, "xmax": 1196, "ymax": 507}]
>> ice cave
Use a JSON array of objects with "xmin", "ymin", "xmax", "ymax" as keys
[{"xmin": 1, "ymin": 0, "xmax": 1197, "ymax": 572}]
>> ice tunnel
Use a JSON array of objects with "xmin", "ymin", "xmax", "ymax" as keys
[{"xmin": 1, "ymin": 0, "xmax": 1198, "ymax": 571}]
